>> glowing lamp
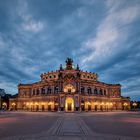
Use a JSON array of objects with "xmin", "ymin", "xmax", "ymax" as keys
[{"xmin": 133, "ymin": 102, "xmax": 137, "ymax": 107}]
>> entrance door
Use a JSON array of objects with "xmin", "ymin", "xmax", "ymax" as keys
[
  {"xmin": 68, "ymin": 103, "xmax": 72, "ymax": 111},
  {"xmin": 65, "ymin": 97, "xmax": 74, "ymax": 112},
  {"xmin": 42, "ymin": 105, "xmax": 45, "ymax": 111},
  {"xmin": 54, "ymin": 105, "xmax": 58, "ymax": 111},
  {"xmin": 36, "ymin": 105, "xmax": 39, "ymax": 111},
  {"xmin": 48, "ymin": 105, "xmax": 51, "ymax": 111},
  {"xmin": 88, "ymin": 104, "xmax": 91, "ymax": 111}
]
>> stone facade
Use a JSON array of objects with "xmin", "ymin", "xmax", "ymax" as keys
[{"xmin": 9, "ymin": 58, "xmax": 130, "ymax": 112}]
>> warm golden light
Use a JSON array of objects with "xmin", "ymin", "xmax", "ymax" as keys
[
  {"xmin": 48, "ymin": 102, "xmax": 53, "ymax": 105},
  {"xmin": 101, "ymin": 102, "xmax": 104, "ymax": 105},
  {"xmin": 65, "ymin": 97, "xmax": 74, "ymax": 112},
  {"xmin": 106, "ymin": 102, "xmax": 109, "ymax": 105},
  {"xmin": 94, "ymin": 102, "xmax": 98, "ymax": 105},
  {"xmin": 12, "ymin": 102, "xmax": 16, "ymax": 106},
  {"xmin": 2, "ymin": 102, "xmax": 7, "ymax": 106},
  {"xmin": 86, "ymin": 102, "xmax": 91, "ymax": 105},
  {"xmin": 123, "ymin": 103, "xmax": 128, "ymax": 106},
  {"xmin": 133, "ymin": 102, "xmax": 137, "ymax": 107},
  {"xmin": 41, "ymin": 102, "xmax": 45, "ymax": 105},
  {"xmin": 64, "ymin": 84, "xmax": 76, "ymax": 93},
  {"xmin": 72, "ymin": 103, "xmax": 74, "ymax": 108},
  {"xmin": 35, "ymin": 102, "xmax": 38, "ymax": 105}
]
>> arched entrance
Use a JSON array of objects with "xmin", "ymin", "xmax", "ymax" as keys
[
  {"xmin": 65, "ymin": 97, "xmax": 74, "ymax": 112},
  {"xmin": 11, "ymin": 102, "xmax": 17, "ymax": 110}
]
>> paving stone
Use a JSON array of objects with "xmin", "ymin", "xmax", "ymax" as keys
[{"xmin": 0, "ymin": 112, "xmax": 140, "ymax": 140}]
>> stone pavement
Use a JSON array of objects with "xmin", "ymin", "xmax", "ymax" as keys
[{"xmin": 1, "ymin": 112, "xmax": 139, "ymax": 140}]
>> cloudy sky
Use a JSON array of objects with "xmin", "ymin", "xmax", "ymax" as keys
[{"xmin": 0, "ymin": 0, "xmax": 140, "ymax": 100}]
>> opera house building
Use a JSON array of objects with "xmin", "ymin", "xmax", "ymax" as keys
[{"xmin": 9, "ymin": 58, "xmax": 130, "ymax": 112}]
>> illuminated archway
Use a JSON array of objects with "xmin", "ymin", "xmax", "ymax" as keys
[
  {"xmin": 11, "ymin": 102, "xmax": 16, "ymax": 110},
  {"xmin": 65, "ymin": 97, "xmax": 74, "ymax": 112},
  {"xmin": 64, "ymin": 84, "xmax": 75, "ymax": 93}
]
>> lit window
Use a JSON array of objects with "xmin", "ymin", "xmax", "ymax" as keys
[{"xmin": 64, "ymin": 84, "xmax": 75, "ymax": 93}]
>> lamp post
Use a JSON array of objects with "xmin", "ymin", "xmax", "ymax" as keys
[{"xmin": 132, "ymin": 102, "xmax": 137, "ymax": 111}]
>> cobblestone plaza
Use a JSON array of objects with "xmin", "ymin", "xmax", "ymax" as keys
[{"xmin": 0, "ymin": 111, "xmax": 140, "ymax": 140}]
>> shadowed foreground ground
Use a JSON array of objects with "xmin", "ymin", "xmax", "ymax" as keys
[{"xmin": 0, "ymin": 111, "xmax": 140, "ymax": 140}]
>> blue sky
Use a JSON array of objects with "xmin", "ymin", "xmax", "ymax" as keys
[{"xmin": 0, "ymin": 0, "xmax": 140, "ymax": 101}]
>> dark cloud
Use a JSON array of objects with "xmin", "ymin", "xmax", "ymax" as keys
[{"xmin": 0, "ymin": 0, "xmax": 140, "ymax": 100}]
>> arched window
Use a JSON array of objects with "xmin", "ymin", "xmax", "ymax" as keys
[
  {"xmin": 36, "ymin": 89, "xmax": 40, "ymax": 95},
  {"xmin": 87, "ymin": 87, "xmax": 92, "ymax": 94},
  {"xmin": 23, "ymin": 91, "xmax": 26, "ymax": 96},
  {"xmin": 104, "ymin": 90, "xmax": 106, "ymax": 96},
  {"xmin": 41, "ymin": 88, "xmax": 45, "ymax": 94},
  {"xmin": 99, "ymin": 89, "xmax": 103, "ymax": 95},
  {"xmin": 32, "ymin": 89, "xmax": 35, "ymax": 95},
  {"xmin": 55, "ymin": 87, "xmax": 59, "ymax": 94},
  {"xmin": 94, "ymin": 88, "xmax": 98, "ymax": 94},
  {"xmin": 81, "ymin": 87, "xmax": 85, "ymax": 94},
  {"xmin": 48, "ymin": 87, "xmax": 51, "ymax": 94}
]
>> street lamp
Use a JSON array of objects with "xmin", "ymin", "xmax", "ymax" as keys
[{"xmin": 132, "ymin": 102, "xmax": 137, "ymax": 111}]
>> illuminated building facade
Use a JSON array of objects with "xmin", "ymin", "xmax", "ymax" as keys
[{"xmin": 9, "ymin": 58, "xmax": 130, "ymax": 112}]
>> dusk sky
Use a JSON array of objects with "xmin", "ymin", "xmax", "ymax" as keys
[{"xmin": 0, "ymin": 0, "xmax": 140, "ymax": 100}]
